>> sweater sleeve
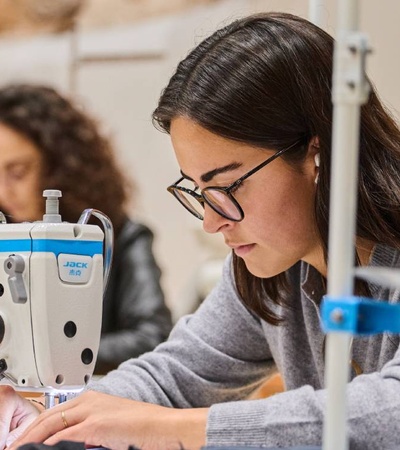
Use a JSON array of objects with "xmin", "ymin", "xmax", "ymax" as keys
[
  {"xmin": 207, "ymin": 340, "xmax": 400, "ymax": 450},
  {"xmin": 88, "ymin": 254, "xmax": 275, "ymax": 407}
]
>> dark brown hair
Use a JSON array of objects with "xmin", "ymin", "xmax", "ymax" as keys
[
  {"xmin": 152, "ymin": 12, "xmax": 400, "ymax": 324},
  {"xmin": 0, "ymin": 84, "xmax": 132, "ymax": 235}
]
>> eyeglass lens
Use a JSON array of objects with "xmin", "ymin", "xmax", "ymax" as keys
[
  {"xmin": 173, "ymin": 187, "xmax": 242, "ymax": 221},
  {"xmin": 173, "ymin": 189, "xmax": 204, "ymax": 218},
  {"xmin": 203, "ymin": 189, "xmax": 242, "ymax": 221}
]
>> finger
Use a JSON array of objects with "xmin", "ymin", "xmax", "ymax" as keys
[
  {"xmin": 44, "ymin": 422, "xmax": 99, "ymax": 448},
  {"xmin": 5, "ymin": 418, "xmax": 34, "ymax": 449},
  {"xmin": 0, "ymin": 405, "xmax": 16, "ymax": 449},
  {"xmin": 0, "ymin": 387, "xmax": 32, "ymax": 450},
  {"xmin": 15, "ymin": 402, "xmax": 71, "ymax": 437},
  {"xmin": 9, "ymin": 407, "xmax": 72, "ymax": 449}
]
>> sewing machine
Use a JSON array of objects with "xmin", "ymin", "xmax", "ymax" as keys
[{"xmin": 0, "ymin": 190, "xmax": 113, "ymax": 407}]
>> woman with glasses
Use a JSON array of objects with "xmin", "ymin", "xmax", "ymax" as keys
[
  {"xmin": 0, "ymin": 84, "xmax": 172, "ymax": 375},
  {"xmin": 3, "ymin": 11, "xmax": 400, "ymax": 450}
]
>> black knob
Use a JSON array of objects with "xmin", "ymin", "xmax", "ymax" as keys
[{"xmin": 0, "ymin": 358, "xmax": 7, "ymax": 374}]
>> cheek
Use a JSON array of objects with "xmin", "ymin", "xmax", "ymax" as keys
[
  {"xmin": 21, "ymin": 175, "xmax": 43, "ymax": 213},
  {"xmin": 242, "ymin": 175, "xmax": 316, "ymax": 242}
]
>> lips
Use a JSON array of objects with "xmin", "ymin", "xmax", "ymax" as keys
[{"xmin": 226, "ymin": 242, "xmax": 256, "ymax": 257}]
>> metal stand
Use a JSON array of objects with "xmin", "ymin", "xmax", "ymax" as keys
[
  {"xmin": 309, "ymin": 0, "xmax": 325, "ymax": 27},
  {"xmin": 322, "ymin": 1, "xmax": 370, "ymax": 449}
]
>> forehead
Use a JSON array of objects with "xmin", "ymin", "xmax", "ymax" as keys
[{"xmin": 170, "ymin": 117, "xmax": 265, "ymax": 177}]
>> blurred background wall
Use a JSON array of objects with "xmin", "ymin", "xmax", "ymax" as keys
[{"xmin": 0, "ymin": 0, "xmax": 399, "ymax": 320}]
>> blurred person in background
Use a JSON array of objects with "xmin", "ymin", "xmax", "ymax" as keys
[{"xmin": 0, "ymin": 83, "xmax": 172, "ymax": 374}]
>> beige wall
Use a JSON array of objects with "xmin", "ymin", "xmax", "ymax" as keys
[{"xmin": 0, "ymin": 0, "xmax": 399, "ymax": 319}]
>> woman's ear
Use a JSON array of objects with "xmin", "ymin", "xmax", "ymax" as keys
[{"xmin": 311, "ymin": 136, "xmax": 320, "ymax": 149}]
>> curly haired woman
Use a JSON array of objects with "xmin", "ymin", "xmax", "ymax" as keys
[{"xmin": 0, "ymin": 83, "xmax": 172, "ymax": 375}]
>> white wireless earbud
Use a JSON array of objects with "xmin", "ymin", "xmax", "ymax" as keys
[{"xmin": 314, "ymin": 153, "xmax": 320, "ymax": 184}]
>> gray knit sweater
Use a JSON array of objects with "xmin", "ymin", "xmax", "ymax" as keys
[{"xmin": 88, "ymin": 243, "xmax": 400, "ymax": 449}]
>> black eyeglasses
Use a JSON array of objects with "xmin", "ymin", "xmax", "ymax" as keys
[{"xmin": 167, "ymin": 139, "xmax": 303, "ymax": 222}]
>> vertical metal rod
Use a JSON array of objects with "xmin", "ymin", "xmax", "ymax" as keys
[
  {"xmin": 58, "ymin": 393, "xmax": 67, "ymax": 404},
  {"xmin": 336, "ymin": 0, "xmax": 358, "ymax": 30},
  {"xmin": 309, "ymin": 0, "xmax": 325, "ymax": 27},
  {"xmin": 323, "ymin": 0, "xmax": 361, "ymax": 449},
  {"xmin": 68, "ymin": 22, "xmax": 79, "ymax": 95},
  {"xmin": 45, "ymin": 392, "xmax": 56, "ymax": 409}
]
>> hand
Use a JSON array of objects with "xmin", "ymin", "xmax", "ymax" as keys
[
  {"xmin": 9, "ymin": 391, "xmax": 208, "ymax": 450},
  {"xmin": 0, "ymin": 385, "xmax": 41, "ymax": 449}
]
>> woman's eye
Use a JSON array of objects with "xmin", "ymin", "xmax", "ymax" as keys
[{"xmin": 7, "ymin": 165, "xmax": 30, "ymax": 181}]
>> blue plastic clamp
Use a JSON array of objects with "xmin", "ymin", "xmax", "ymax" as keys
[{"xmin": 321, "ymin": 295, "xmax": 400, "ymax": 335}]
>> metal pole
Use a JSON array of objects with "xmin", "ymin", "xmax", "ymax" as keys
[
  {"xmin": 68, "ymin": 22, "xmax": 79, "ymax": 95},
  {"xmin": 323, "ymin": 0, "xmax": 370, "ymax": 449},
  {"xmin": 309, "ymin": 0, "xmax": 325, "ymax": 27}
]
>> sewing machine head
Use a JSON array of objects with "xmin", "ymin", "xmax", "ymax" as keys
[{"xmin": 0, "ymin": 190, "xmax": 113, "ymax": 400}]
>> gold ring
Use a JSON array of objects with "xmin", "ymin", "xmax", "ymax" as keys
[{"xmin": 61, "ymin": 410, "xmax": 69, "ymax": 429}]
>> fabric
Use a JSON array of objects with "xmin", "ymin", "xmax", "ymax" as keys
[
  {"xmin": 203, "ymin": 447, "xmax": 321, "ymax": 450},
  {"xmin": 17, "ymin": 443, "xmax": 319, "ymax": 450},
  {"xmin": 88, "ymin": 243, "xmax": 400, "ymax": 449},
  {"xmin": 94, "ymin": 218, "xmax": 173, "ymax": 374},
  {"xmin": 18, "ymin": 442, "xmax": 85, "ymax": 450},
  {"xmin": 17, "ymin": 444, "xmax": 140, "ymax": 450}
]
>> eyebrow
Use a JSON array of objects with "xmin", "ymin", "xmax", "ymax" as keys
[
  {"xmin": 181, "ymin": 162, "xmax": 243, "ymax": 184},
  {"xmin": 5, "ymin": 159, "xmax": 34, "ymax": 169}
]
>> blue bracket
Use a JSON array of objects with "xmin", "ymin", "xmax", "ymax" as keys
[{"xmin": 321, "ymin": 295, "xmax": 400, "ymax": 335}]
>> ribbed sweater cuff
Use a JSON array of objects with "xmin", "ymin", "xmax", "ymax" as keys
[{"xmin": 207, "ymin": 399, "xmax": 268, "ymax": 446}]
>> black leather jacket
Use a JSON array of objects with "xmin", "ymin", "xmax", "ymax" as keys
[{"xmin": 94, "ymin": 218, "xmax": 172, "ymax": 374}]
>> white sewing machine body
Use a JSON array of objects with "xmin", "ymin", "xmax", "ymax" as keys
[
  {"xmin": 0, "ymin": 221, "xmax": 103, "ymax": 392},
  {"xmin": 0, "ymin": 191, "xmax": 112, "ymax": 399}
]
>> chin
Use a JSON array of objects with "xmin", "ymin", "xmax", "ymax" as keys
[{"xmin": 242, "ymin": 259, "xmax": 283, "ymax": 279}]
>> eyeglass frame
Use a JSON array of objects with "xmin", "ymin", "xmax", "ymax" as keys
[{"xmin": 167, "ymin": 139, "xmax": 304, "ymax": 222}]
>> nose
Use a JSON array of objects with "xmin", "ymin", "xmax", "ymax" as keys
[{"xmin": 202, "ymin": 204, "xmax": 233, "ymax": 234}]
